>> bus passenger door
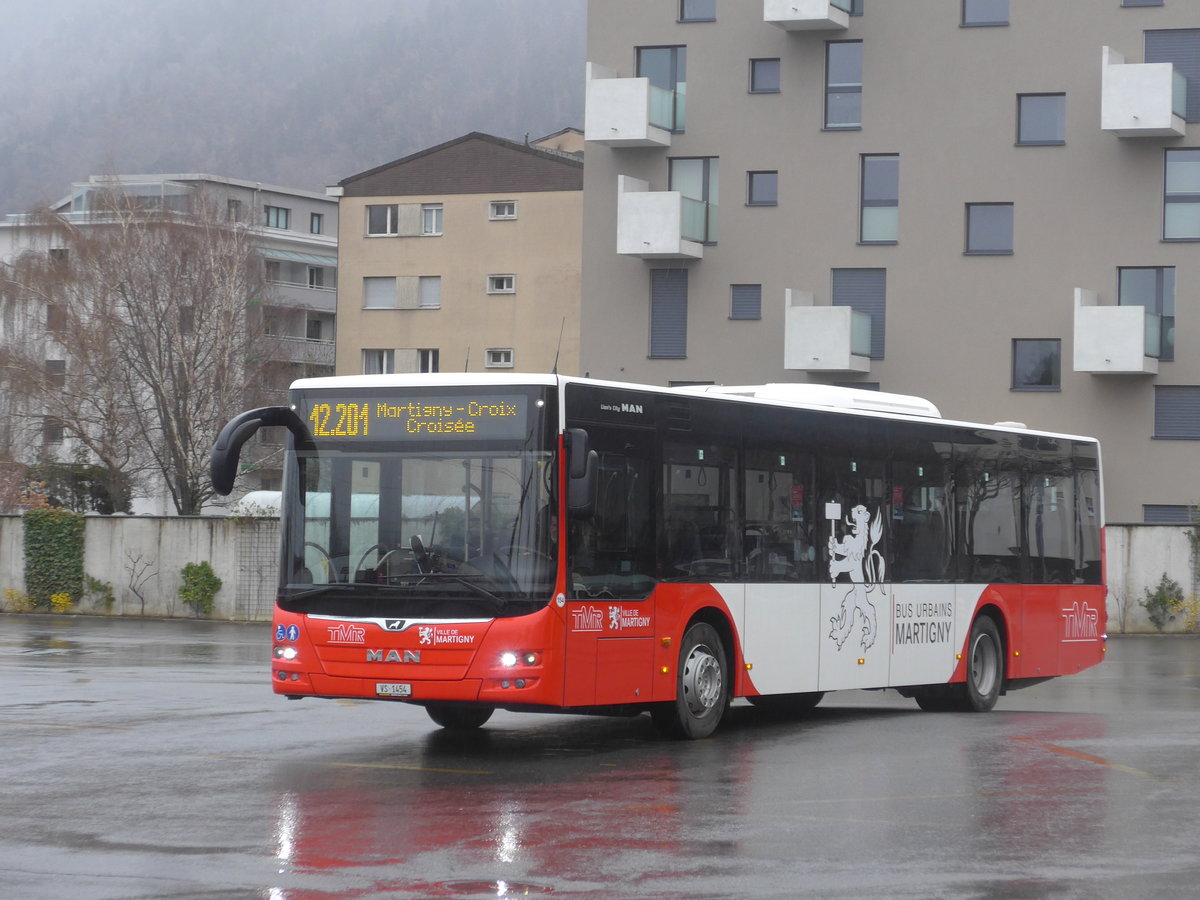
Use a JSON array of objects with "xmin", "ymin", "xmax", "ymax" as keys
[{"xmin": 563, "ymin": 433, "xmax": 657, "ymax": 707}]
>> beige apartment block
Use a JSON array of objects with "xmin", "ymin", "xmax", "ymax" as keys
[
  {"xmin": 581, "ymin": 0, "xmax": 1200, "ymax": 523},
  {"xmin": 333, "ymin": 132, "xmax": 583, "ymax": 378}
]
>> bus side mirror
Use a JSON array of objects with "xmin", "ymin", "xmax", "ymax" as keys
[
  {"xmin": 210, "ymin": 406, "xmax": 309, "ymax": 496},
  {"xmin": 565, "ymin": 428, "xmax": 598, "ymax": 519}
]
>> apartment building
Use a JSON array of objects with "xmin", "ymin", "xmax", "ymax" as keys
[
  {"xmin": 331, "ymin": 131, "xmax": 583, "ymax": 377},
  {"xmin": 581, "ymin": 0, "xmax": 1200, "ymax": 523},
  {"xmin": 0, "ymin": 174, "xmax": 338, "ymax": 505}
]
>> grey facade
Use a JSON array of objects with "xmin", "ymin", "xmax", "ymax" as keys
[{"xmin": 581, "ymin": 0, "xmax": 1200, "ymax": 524}]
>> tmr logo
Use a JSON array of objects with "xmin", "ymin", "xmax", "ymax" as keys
[
  {"xmin": 327, "ymin": 624, "xmax": 366, "ymax": 644},
  {"xmin": 1062, "ymin": 601, "xmax": 1100, "ymax": 641},
  {"xmin": 366, "ymin": 649, "xmax": 422, "ymax": 663}
]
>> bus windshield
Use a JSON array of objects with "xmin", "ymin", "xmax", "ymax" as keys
[{"xmin": 278, "ymin": 386, "xmax": 557, "ymax": 618}]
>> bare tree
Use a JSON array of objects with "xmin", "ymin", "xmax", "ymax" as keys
[{"xmin": 0, "ymin": 182, "xmax": 274, "ymax": 514}]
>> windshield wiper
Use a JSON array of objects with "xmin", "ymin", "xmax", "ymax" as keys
[
  {"xmin": 280, "ymin": 583, "xmax": 364, "ymax": 602},
  {"xmin": 416, "ymin": 572, "xmax": 509, "ymax": 612}
]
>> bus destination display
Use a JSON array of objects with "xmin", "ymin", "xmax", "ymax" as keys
[{"xmin": 299, "ymin": 393, "xmax": 530, "ymax": 441}]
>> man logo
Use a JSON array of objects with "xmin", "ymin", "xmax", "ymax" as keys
[
  {"xmin": 384, "ymin": 620, "xmax": 405, "ymax": 631},
  {"xmin": 366, "ymin": 649, "xmax": 421, "ymax": 663}
]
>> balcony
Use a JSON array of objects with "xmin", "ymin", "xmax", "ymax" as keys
[
  {"xmin": 616, "ymin": 176, "xmax": 705, "ymax": 259},
  {"xmin": 783, "ymin": 290, "xmax": 871, "ymax": 373},
  {"xmin": 764, "ymin": 0, "xmax": 850, "ymax": 31},
  {"xmin": 265, "ymin": 335, "xmax": 335, "ymax": 368},
  {"xmin": 585, "ymin": 63, "xmax": 672, "ymax": 148},
  {"xmin": 1072, "ymin": 288, "xmax": 1159, "ymax": 375},
  {"xmin": 268, "ymin": 281, "xmax": 337, "ymax": 313},
  {"xmin": 1100, "ymin": 46, "xmax": 1186, "ymax": 138}
]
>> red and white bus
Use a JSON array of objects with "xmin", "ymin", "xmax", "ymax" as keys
[{"xmin": 210, "ymin": 374, "xmax": 1106, "ymax": 739}]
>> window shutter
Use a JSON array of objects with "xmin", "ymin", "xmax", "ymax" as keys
[
  {"xmin": 831, "ymin": 268, "xmax": 886, "ymax": 359},
  {"xmin": 1145, "ymin": 29, "xmax": 1200, "ymax": 122},
  {"xmin": 650, "ymin": 269, "xmax": 688, "ymax": 358},
  {"xmin": 1154, "ymin": 385, "xmax": 1200, "ymax": 439},
  {"xmin": 363, "ymin": 276, "xmax": 396, "ymax": 308},
  {"xmin": 730, "ymin": 284, "xmax": 762, "ymax": 320}
]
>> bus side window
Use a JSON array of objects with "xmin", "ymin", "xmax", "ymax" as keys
[
  {"xmin": 662, "ymin": 442, "xmax": 739, "ymax": 581},
  {"xmin": 890, "ymin": 458, "xmax": 953, "ymax": 582},
  {"xmin": 743, "ymin": 450, "xmax": 817, "ymax": 582},
  {"xmin": 956, "ymin": 443, "xmax": 1022, "ymax": 584},
  {"xmin": 818, "ymin": 453, "xmax": 887, "ymax": 583}
]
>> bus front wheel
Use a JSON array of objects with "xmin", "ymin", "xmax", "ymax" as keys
[
  {"xmin": 652, "ymin": 622, "xmax": 729, "ymax": 740},
  {"xmin": 424, "ymin": 703, "xmax": 494, "ymax": 731}
]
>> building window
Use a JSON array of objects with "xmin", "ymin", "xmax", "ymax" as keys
[
  {"xmin": 962, "ymin": 0, "xmax": 1008, "ymax": 26},
  {"xmin": 310, "ymin": 212, "xmax": 323, "ymax": 234},
  {"xmin": 1143, "ymin": 504, "xmax": 1196, "ymax": 524},
  {"xmin": 306, "ymin": 318, "xmax": 324, "ymax": 341},
  {"xmin": 367, "ymin": 204, "xmax": 399, "ymax": 236},
  {"xmin": 419, "ymin": 349, "xmax": 440, "ymax": 373},
  {"xmin": 965, "ymin": 202, "xmax": 1014, "ymax": 254},
  {"xmin": 860, "ymin": 154, "xmax": 898, "ymax": 243},
  {"xmin": 487, "ymin": 274, "xmax": 516, "ymax": 294},
  {"xmin": 419, "ymin": 276, "xmax": 441, "ymax": 309},
  {"xmin": 264, "ymin": 205, "xmax": 290, "ymax": 229},
  {"xmin": 1145, "ymin": 29, "xmax": 1200, "ymax": 123},
  {"xmin": 307, "ymin": 267, "xmax": 324, "ymax": 289},
  {"xmin": 485, "ymin": 348, "xmax": 514, "ymax": 368},
  {"xmin": 46, "ymin": 304, "xmax": 66, "ymax": 332},
  {"xmin": 1164, "ymin": 148, "xmax": 1200, "ymax": 240},
  {"xmin": 832, "ymin": 268, "xmax": 885, "ymax": 359},
  {"xmin": 650, "ymin": 269, "xmax": 688, "ymax": 358},
  {"xmin": 489, "ymin": 200, "xmax": 517, "ymax": 220},
  {"xmin": 1124, "ymin": 0, "xmax": 1164, "ymax": 7},
  {"xmin": 1119, "ymin": 267, "xmax": 1175, "ymax": 360},
  {"xmin": 730, "ymin": 284, "xmax": 762, "ymax": 320},
  {"xmin": 363, "ymin": 276, "xmax": 397, "ymax": 309},
  {"xmin": 670, "ymin": 156, "xmax": 719, "ymax": 242},
  {"xmin": 747, "ymin": 171, "xmax": 778, "ymax": 206},
  {"xmin": 750, "ymin": 58, "xmax": 780, "ymax": 93},
  {"xmin": 825, "ymin": 41, "xmax": 862, "ymax": 129},
  {"xmin": 43, "ymin": 416, "xmax": 64, "ymax": 444},
  {"xmin": 679, "ymin": 0, "xmax": 715, "ymax": 22},
  {"xmin": 637, "ymin": 45, "xmax": 687, "ymax": 132},
  {"xmin": 1154, "ymin": 385, "xmax": 1200, "ymax": 438},
  {"xmin": 45, "ymin": 359, "xmax": 66, "ymax": 388},
  {"xmin": 1017, "ymin": 93, "xmax": 1066, "ymax": 145},
  {"xmin": 422, "ymin": 203, "xmax": 443, "ymax": 235},
  {"xmin": 227, "ymin": 198, "xmax": 242, "ymax": 221},
  {"xmin": 363, "ymin": 349, "xmax": 395, "ymax": 375},
  {"xmin": 1012, "ymin": 339, "xmax": 1061, "ymax": 391}
]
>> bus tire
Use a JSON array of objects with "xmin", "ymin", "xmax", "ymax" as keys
[
  {"xmin": 424, "ymin": 703, "xmax": 494, "ymax": 730},
  {"xmin": 651, "ymin": 622, "xmax": 729, "ymax": 740},
  {"xmin": 960, "ymin": 614, "xmax": 1003, "ymax": 712},
  {"xmin": 747, "ymin": 692, "xmax": 825, "ymax": 715},
  {"xmin": 911, "ymin": 616, "xmax": 1003, "ymax": 712}
]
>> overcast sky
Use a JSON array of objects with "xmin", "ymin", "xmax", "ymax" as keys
[{"xmin": 0, "ymin": 0, "xmax": 586, "ymax": 212}]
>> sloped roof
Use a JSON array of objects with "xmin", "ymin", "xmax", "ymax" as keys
[{"xmin": 339, "ymin": 132, "xmax": 582, "ymax": 198}]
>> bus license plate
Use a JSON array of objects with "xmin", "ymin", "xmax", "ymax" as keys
[{"xmin": 376, "ymin": 683, "xmax": 412, "ymax": 697}]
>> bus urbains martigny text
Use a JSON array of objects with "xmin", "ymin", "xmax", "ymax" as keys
[{"xmin": 210, "ymin": 374, "xmax": 1106, "ymax": 739}]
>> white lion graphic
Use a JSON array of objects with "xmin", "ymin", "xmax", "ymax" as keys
[{"xmin": 827, "ymin": 504, "xmax": 886, "ymax": 651}]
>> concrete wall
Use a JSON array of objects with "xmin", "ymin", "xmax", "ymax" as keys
[
  {"xmin": 0, "ymin": 515, "xmax": 279, "ymax": 621},
  {"xmin": 0, "ymin": 514, "xmax": 1193, "ymax": 630}
]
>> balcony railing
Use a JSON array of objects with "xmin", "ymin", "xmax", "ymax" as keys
[
  {"xmin": 264, "ymin": 335, "xmax": 335, "ymax": 367},
  {"xmin": 764, "ymin": 0, "xmax": 850, "ymax": 31},
  {"xmin": 616, "ymin": 176, "xmax": 705, "ymax": 259},
  {"xmin": 585, "ymin": 63, "xmax": 673, "ymax": 148},
  {"xmin": 784, "ymin": 291, "xmax": 871, "ymax": 373},
  {"xmin": 1100, "ymin": 46, "xmax": 1187, "ymax": 138},
  {"xmin": 1072, "ymin": 288, "xmax": 1159, "ymax": 375}
]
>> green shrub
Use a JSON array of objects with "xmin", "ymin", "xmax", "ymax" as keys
[
  {"xmin": 23, "ymin": 508, "xmax": 85, "ymax": 607},
  {"xmin": 1141, "ymin": 573, "xmax": 1185, "ymax": 631},
  {"xmin": 179, "ymin": 562, "xmax": 222, "ymax": 617}
]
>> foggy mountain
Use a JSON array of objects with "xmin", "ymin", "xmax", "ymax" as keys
[{"xmin": 0, "ymin": 0, "xmax": 586, "ymax": 213}]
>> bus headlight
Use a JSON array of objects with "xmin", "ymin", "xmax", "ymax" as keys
[
  {"xmin": 273, "ymin": 645, "xmax": 299, "ymax": 661},
  {"xmin": 499, "ymin": 651, "xmax": 540, "ymax": 668}
]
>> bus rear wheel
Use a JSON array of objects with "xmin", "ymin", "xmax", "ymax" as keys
[
  {"xmin": 912, "ymin": 615, "xmax": 1003, "ymax": 713},
  {"xmin": 652, "ymin": 622, "xmax": 729, "ymax": 740},
  {"xmin": 424, "ymin": 703, "xmax": 494, "ymax": 731}
]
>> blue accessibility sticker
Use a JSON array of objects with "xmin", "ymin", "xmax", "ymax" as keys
[
  {"xmin": 286, "ymin": 624, "xmax": 300, "ymax": 642},
  {"xmin": 275, "ymin": 624, "xmax": 287, "ymax": 642}
]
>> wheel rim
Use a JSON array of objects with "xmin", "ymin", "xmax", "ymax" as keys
[
  {"xmin": 970, "ymin": 631, "xmax": 998, "ymax": 696},
  {"xmin": 681, "ymin": 643, "xmax": 723, "ymax": 717}
]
